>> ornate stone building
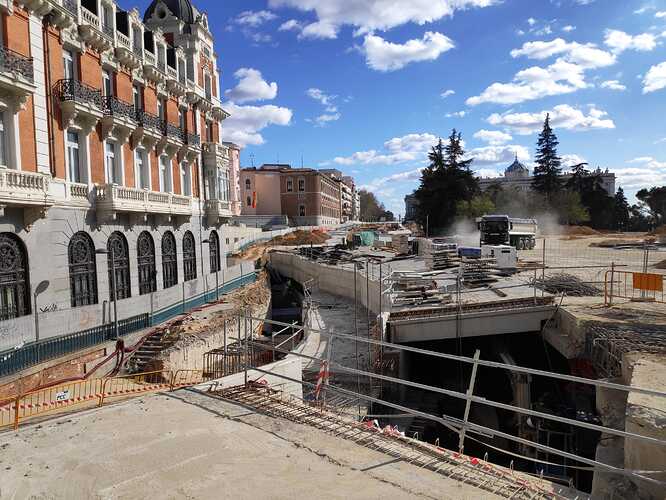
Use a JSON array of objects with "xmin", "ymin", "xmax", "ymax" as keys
[{"xmin": 0, "ymin": 0, "xmax": 245, "ymax": 350}]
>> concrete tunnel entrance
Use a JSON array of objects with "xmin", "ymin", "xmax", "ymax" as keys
[{"xmin": 378, "ymin": 332, "xmax": 601, "ymax": 493}]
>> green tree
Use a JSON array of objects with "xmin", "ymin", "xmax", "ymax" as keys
[
  {"xmin": 554, "ymin": 190, "xmax": 589, "ymax": 225},
  {"xmin": 414, "ymin": 130, "xmax": 479, "ymax": 233},
  {"xmin": 359, "ymin": 189, "xmax": 393, "ymax": 221},
  {"xmin": 636, "ymin": 186, "xmax": 666, "ymax": 225},
  {"xmin": 532, "ymin": 114, "xmax": 563, "ymax": 199},
  {"xmin": 613, "ymin": 187, "xmax": 630, "ymax": 230},
  {"xmin": 456, "ymin": 195, "xmax": 495, "ymax": 219}
]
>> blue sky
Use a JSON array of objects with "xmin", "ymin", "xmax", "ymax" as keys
[{"xmin": 128, "ymin": 0, "xmax": 666, "ymax": 215}]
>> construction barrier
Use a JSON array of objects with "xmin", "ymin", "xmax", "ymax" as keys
[
  {"xmin": 99, "ymin": 370, "xmax": 173, "ymax": 407},
  {"xmin": 170, "ymin": 369, "xmax": 207, "ymax": 389},
  {"xmin": 605, "ymin": 270, "xmax": 665, "ymax": 305}
]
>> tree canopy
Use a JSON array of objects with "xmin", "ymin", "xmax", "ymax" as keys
[
  {"xmin": 359, "ymin": 189, "xmax": 394, "ymax": 221},
  {"xmin": 532, "ymin": 113, "xmax": 563, "ymax": 198}
]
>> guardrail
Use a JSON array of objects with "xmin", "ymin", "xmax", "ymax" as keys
[{"xmin": 604, "ymin": 269, "xmax": 665, "ymax": 305}]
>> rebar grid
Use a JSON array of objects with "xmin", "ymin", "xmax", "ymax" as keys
[{"xmin": 215, "ymin": 384, "xmax": 579, "ymax": 500}]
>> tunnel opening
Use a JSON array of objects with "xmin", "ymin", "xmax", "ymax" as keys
[
  {"xmin": 378, "ymin": 332, "xmax": 600, "ymax": 492},
  {"xmin": 265, "ymin": 264, "xmax": 304, "ymax": 336}
]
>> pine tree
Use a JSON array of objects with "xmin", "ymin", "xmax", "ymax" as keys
[
  {"xmin": 532, "ymin": 114, "xmax": 563, "ymax": 198},
  {"xmin": 613, "ymin": 188, "xmax": 630, "ymax": 230}
]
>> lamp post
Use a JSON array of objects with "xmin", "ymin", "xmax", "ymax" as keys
[
  {"xmin": 202, "ymin": 239, "xmax": 219, "ymax": 302},
  {"xmin": 33, "ymin": 280, "xmax": 50, "ymax": 342},
  {"xmin": 96, "ymin": 247, "xmax": 118, "ymax": 339}
]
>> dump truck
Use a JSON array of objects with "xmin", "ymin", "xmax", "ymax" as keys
[{"xmin": 477, "ymin": 214, "xmax": 537, "ymax": 250}]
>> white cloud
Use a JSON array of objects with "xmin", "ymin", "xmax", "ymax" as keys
[
  {"xmin": 362, "ymin": 32, "xmax": 454, "ymax": 72},
  {"xmin": 628, "ymin": 156, "xmax": 666, "ymax": 169},
  {"xmin": 222, "ymin": 103, "xmax": 293, "ymax": 147},
  {"xmin": 445, "ymin": 110, "xmax": 466, "ymax": 118},
  {"xmin": 235, "ymin": 10, "xmax": 278, "ymax": 27},
  {"xmin": 473, "ymin": 129, "xmax": 513, "ymax": 145},
  {"xmin": 487, "ymin": 104, "xmax": 615, "ymax": 134},
  {"xmin": 331, "ymin": 133, "xmax": 438, "ymax": 165},
  {"xmin": 655, "ymin": 137, "xmax": 666, "ymax": 144},
  {"xmin": 268, "ymin": 0, "xmax": 498, "ymax": 39},
  {"xmin": 308, "ymin": 113, "xmax": 341, "ymax": 127},
  {"xmin": 361, "ymin": 167, "xmax": 424, "ymax": 191},
  {"xmin": 615, "ymin": 158, "xmax": 666, "ymax": 192},
  {"xmin": 600, "ymin": 79, "xmax": 627, "ymax": 91},
  {"xmin": 278, "ymin": 19, "xmax": 303, "ymax": 31},
  {"xmin": 562, "ymin": 25, "xmax": 576, "ymax": 32},
  {"xmin": 561, "ymin": 154, "xmax": 587, "ymax": 168},
  {"xmin": 643, "ymin": 61, "xmax": 666, "ymax": 93},
  {"xmin": 225, "ymin": 68, "xmax": 278, "ymax": 103},
  {"xmin": 604, "ymin": 29, "xmax": 658, "ymax": 54},
  {"xmin": 656, "ymin": 11, "xmax": 666, "ymax": 18},
  {"xmin": 468, "ymin": 39, "xmax": 615, "ymax": 106},
  {"xmin": 441, "ymin": 89, "xmax": 455, "ymax": 98},
  {"xmin": 527, "ymin": 17, "xmax": 537, "ymax": 26},
  {"xmin": 306, "ymin": 88, "xmax": 338, "ymax": 112},
  {"xmin": 467, "ymin": 144, "xmax": 530, "ymax": 166}
]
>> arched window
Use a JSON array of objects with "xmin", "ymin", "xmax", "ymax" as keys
[
  {"xmin": 0, "ymin": 233, "xmax": 30, "ymax": 320},
  {"xmin": 246, "ymin": 196, "xmax": 251, "ymax": 206},
  {"xmin": 107, "ymin": 232, "xmax": 131, "ymax": 300},
  {"xmin": 183, "ymin": 231, "xmax": 197, "ymax": 281},
  {"xmin": 209, "ymin": 230, "xmax": 220, "ymax": 273},
  {"xmin": 68, "ymin": 232, "xmax": 98, "ymax": 307},
  {"xmin": 245, "ymin": 178, "xmax": 251, "ymax": 190},
  {"xmin": 137, "ymin": 231, "xmax": 156, "ymax": 295},
  {"xmin": 162, "ymin": 231, "xmax": 178, "ymax": 289}
]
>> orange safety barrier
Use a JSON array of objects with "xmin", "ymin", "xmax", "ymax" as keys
[
  {"xmin": 99, "ymin": 370, "xmax": 173, "ymax": 407},
  {"xmin": 605, "ymin": 269, "xmax": 665, "ymax": 305},
  {"xmin": 2, "ymin": 379, "xmax": 105, "ymax": 430},
  {"xmin": 170, "ymin": 369, "xmax": 208, "ymax": 389}
]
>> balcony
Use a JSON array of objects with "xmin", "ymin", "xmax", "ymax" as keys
[
  {"xmin": 166, "ymin": 66, "xmax": 186, "ymax": 97},
  {"xmin": 67, "ymin": 181, "xmax": 91, "ymax": 207},
  {"xmin": 114, "ymin": 32, "xmax": 141, "ymax": 69},
  {"xmin": 142, "ymin": 51, "xmax": 164, "ymax": 84},
  {"xmin": 0, "ymin": 168, "xmax": 54, "ymax": 229},
  {"xmin": 101, "ymin": 96, "xmax": 136, "ymax": 142},
  {"xmin": 78, "ymin": 6, "xmax": 112, "ymax": 53},
  {"xmin": 95, "ymin": 183, "xmax": 191, "ymax": 223},
  {"xmin": 212, "ymin": 105, "xmax": 229, "ymax": 121},
  {"xmin": 133, "ymin": 109, "xmax": 163, "ymax": 150},
  {"xmin": 56, "ymin": 78, "xmax": 103, "ymax": 130},
  {"xmin": 0, "ymin": 45, "xmax": 36, "ymax": 108},
  {"xmin": 205, "ymin": 199, "xmax": 232, "ymax": 224},
  {"xmin": 202, "ymin": 142, "xmax": 229, "ymax": 170},
  {"xmin": 179, "ymin": 132, "xmax": 201, "ymax": 163}
]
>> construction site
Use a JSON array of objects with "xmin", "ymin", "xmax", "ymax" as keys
[{"xmin": 1, "ymin": 221, "xmax": 666, "ymax": 499}]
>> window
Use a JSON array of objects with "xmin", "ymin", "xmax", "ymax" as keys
[
  {"xmin": 299, "ymin": 204, "xmax": 306, "ymax": 217},
  {"xmin": 105, "ymin": 141, "xmax": 119, "ymax": 184},
  {"xmin": 246, "ymin": 196, "xmax": 251, "ymax": 206},
  {"xmin": 161, "ymin": 231, "xmax": 178, "ymax": 288},
  {"xmin": 217, "ymin": 170, "xmax": 229, "ymax": 201},
  {"xmin": 0, "ymin": 233, "xmax": 30, "ymax": 320},
  {"xmin": 245, "ymin": 178, "xmax": 251, "ymax": 190},
  {"xmin": 66, "ymin": 130, "xmax": 82, "ymax": 183},
  {"xmin": 206, "ymin": 121, "xmax": 214, "ymax": 142},
  {"xmin": 204, "ymin": 73, "xmax": 212, "ymax": 100},
  {"xmin": 107, "ymin": 232, "xmax": 131, "ymax": 301},
  {"xmin": 179, "ymin": 108, "xmax": 186, "ymax": 131},
  {"xmin": 0, "ymin": 113, "xmax": 7, "ymax": 167},
  {"xmin": 298, "ymin": 178, "xmax": 305, "ymax": 191},
  {"xmin": 137, "ymin": 231, "xmax": 156, "ymax": 295},
  {"xmin": 135, "ymin": 148, "xmax": 149, "ymax": 189},
  {"xmin": 68, "ymin": 232, "xmax": 98, "ymax": 307},
  {"xmin": 159, "ymin": 155, "xmax": 171, "ymax": 192},
  {"xmin": 182, "ymin": 231, "xmax": 196, "ymax": 281},
  {"xmin": 209, "ymin": 230, "xmax": 220, "ymax": 273},
  {"xmin": 63, "ymin": 49, "xmax": 76, "ymax": 80},
  {"xmin": 102, "ymin": 69, "xmax": 113, "ymax": 96},
  {"xmin": 180, "ymin": 161, "xmax": 191, "ymax": 196},
  {"xmin": 133, "ymin": 85, "xmax": 142, "ymax": 112},
  {"xmin": 286, "ymin": 178, "xmax": 293, "ymax": 192}
]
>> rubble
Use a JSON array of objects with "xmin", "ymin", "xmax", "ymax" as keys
[{"xmin": 531, "ymin": 273, "xmax": 601, "ymax": 296}]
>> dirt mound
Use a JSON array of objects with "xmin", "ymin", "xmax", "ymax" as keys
[
  {"xmin": 270, "ymin": 229, "xmax": 330, "ymax": 246},
  {"xmin": 563, "ymin": 225, "xmax": 601, "ymax": 236}
]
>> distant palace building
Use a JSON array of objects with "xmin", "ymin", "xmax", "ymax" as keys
[{"xmin": 477, "ymin": 156, "xmax": 616, "ymax": 195}]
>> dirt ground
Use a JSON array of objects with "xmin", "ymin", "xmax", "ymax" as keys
[
  {"xmin": 0, "ymin": 390, "xmax": 506, "ymax": 500},
  {"xmin": 238, "ymin": 230, "xmax": 331, "ymax": 260}
]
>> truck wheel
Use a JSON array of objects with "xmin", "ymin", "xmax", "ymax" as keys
[
  {"xmin": 517, "ymin": 239, "xmax": 524, "ymax": 250},
  {"xmin": 529, "ymin": 238, "xmax": 535, "ymax": 250}
]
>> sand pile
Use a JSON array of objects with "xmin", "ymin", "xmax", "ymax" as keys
[
  {"xmin": 563, "ymin": 225, "xmax": 601, "ymax": 236},
  {"xmin": 270, "ymin": 229, "xmax": 330, "ymax": 246}
]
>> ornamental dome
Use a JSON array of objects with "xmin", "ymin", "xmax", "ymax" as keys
[
  {"xmin": 144, "ymin": 0, "xmax": 195, "ymax": 24},
  {"xmin": 505, "ymin": 155, "xmax": 529, "ymax": 178}
]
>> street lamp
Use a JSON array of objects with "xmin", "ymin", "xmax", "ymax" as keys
[
  {"xmin": 33, "ymin": 280, "xmax": 50, "ymax": 342},
  {"xmin": 96, "ymin": 247, "xmax": 118, "ymax": 339},
  {"xmin": 202, "ymin": 239, "xmax": 220, "ymax": 302}
]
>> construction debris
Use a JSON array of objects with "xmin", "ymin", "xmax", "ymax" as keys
[
  {"xmin": 531, "ymin": 273, "xmax": 601, "ymax": 296},
  {"xmin": 390, "ymin": 271, "xmax": 452, "ymax": 306},
  {"xmin": 421, "ymin": 239, "xmax": 460, "ymax": 270},
  {"xmin": 461, "ymin": 257, "xmax": 498, "ymax": 287}
]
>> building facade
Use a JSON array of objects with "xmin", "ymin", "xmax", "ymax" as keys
[
  {"xmin": 0, "ymin": 0, "xmax": 246, "ymax": 350},
  {"xmin": 404, "ymin": 193, "xmax": 418, "ymax": 221},
  {"xmin": 478, "ymin": 157, "xmax": 616, "ymax": 195},
  {"xmin": 223, "ymin": 141, "xmax": 241, "ymax": 216}
]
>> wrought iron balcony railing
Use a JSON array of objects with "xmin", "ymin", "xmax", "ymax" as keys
[
  {"xmin": 164, "ymin": 122, "xmax": 186, "ymax": 142},
  {"xmin": 103, "ymin": 96, "xmax": 136, "ymax": 121},
  {"xmin": 62, "ymin": 0, "xmax": 78, "ymax": 16},
  {"xmin": 135, "ymin": 109, "xmax": 162, "ymax": 130},
  {"xmin": 56, "ymin": 79, "xmax": 103, "ymax": 108},
  {"xmin": 0, "ymin": 46, "xmax": 34, "ymax": 83},
  {"xmin": 187, "ymin": 133, "xmax": 201, "ymax": 147}
]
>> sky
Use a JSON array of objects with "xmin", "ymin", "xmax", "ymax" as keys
[{"xmin": 127, "ymin": 0, "xmax": 666, "ymax": 216}]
